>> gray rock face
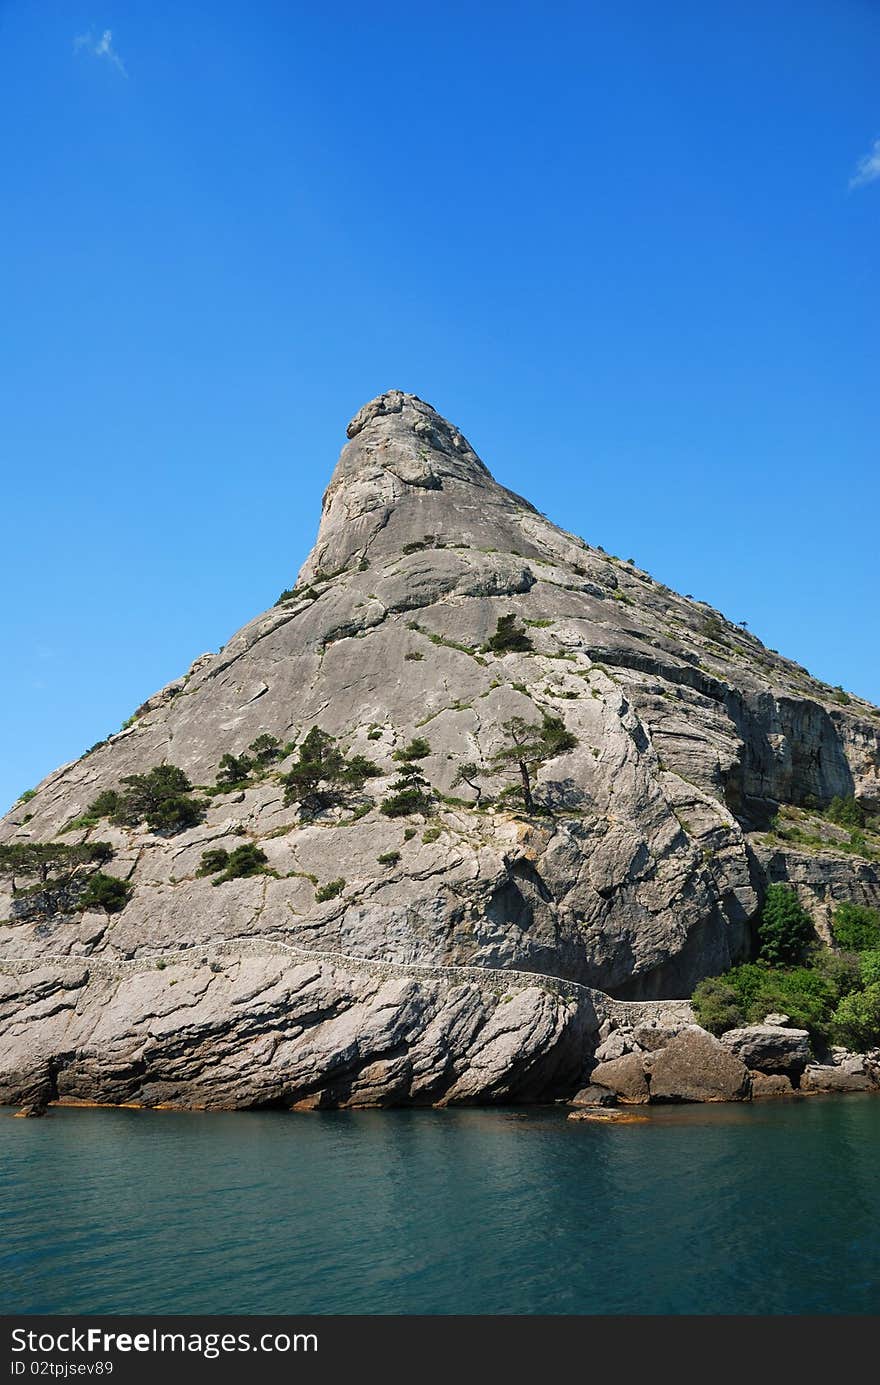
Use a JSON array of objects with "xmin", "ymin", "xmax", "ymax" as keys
[
  {"xmin": 1, "ymin": 390, "xmax": 879, "ymax": 1109},
  {"xmin": 648, "ymin": 1026, "xmax": 751, "ymax": 1102},
  {"xmin": 749, "ymin": 1072, "xmax": 794, "ymax": 1098},
  {"xmin": 569, "ymin": 1084, "xmax": 618, "ymax": 1108},
  {"xmin": 588, "ymin": 1054, "xmax": 651, "ymax": 1104},
  {"xmin": 720, "ymin": 1025, "xmax": 812, "ymax": 1076},
  {"xmin": 0, "ymin": 955, "xmax": 597, "ymax": 1111},
  {"xmin": 800, "ymin": 1064, "xmax": 878, "ymax": 1094}
]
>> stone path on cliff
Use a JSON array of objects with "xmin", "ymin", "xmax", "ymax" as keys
[{"xmin": 0, "ymin": 935, "xmax": 694, "ymax": 1028}]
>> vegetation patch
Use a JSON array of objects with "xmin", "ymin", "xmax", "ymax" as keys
[
  {"xmin": 486, "ymin": 613, "xmax": 533, "ymax": 654},
  {"xmin": 692, "ymin": 892, "xmax": 880, "ymax": 1048},
  {"xmin": 79, "ymin": 872, "xmax": 133, "ymax": 913},
  {"xmin": 281, "ymin": 728, "xmax": 379, "ymax": 819},
  {"xmin": 315, "ymin": 877, "xmax": 345, "ymax": 902},
  {"xmin": 380, "ymin": 763, "xmax": 434, "ymax": 818},
  {"xmin": 463, "ymin": 713, "xmax": 578, "ymax": 814},
  {"xmin": 0, "ymin": 840, "xmax": 113, "ymax": 895},
  {"xmin": 79, "ymin": 767, "xmax": 205, "ymax": 835},
  {"xmin": 393, "ymin": 737, "xmax": 431, "ymax": 762},
  {"xmin": 832, "ymin": 902, "xmax": 880, "ymax": 952}
]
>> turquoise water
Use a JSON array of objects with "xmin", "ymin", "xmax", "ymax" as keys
[{"xmin": 2, "ymin": 1098, "xmax": 879, "ymax": 1315}]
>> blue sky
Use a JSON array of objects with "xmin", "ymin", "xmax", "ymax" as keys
[{"xmin": 1, "ymin": 0, "xmax": 878, "ymax": 811}]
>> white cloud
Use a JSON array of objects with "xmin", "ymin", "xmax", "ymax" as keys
[
  {"xmin": 850, "ymin": 137, "xmax": 880, "ymax": 189},
  {"xmin": 73, "ymin": 28, "xmax": 127, "ymax": 77}
]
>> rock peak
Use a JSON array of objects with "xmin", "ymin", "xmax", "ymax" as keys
[
  {"xmin": 340, "ymin": 389, "xmax": 489, "ymax": 481},
  {"xmin": 299, "ymin": 392, "xmax": 523, "ymax": 581},
  {"xmin": 345, "ymin": 389, "xmax": 437, "ymax": 439}
]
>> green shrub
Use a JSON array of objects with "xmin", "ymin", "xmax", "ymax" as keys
[
  {"xmin": 211, "ymin": 844, "xmax": 269, "ymax": 884},
  {"xmin": 377, "ymin": 851, "xmax": 400, "ymax": 866},
  {"xmin": 345, "ymin": 754, "xmax": 382, "ymax": 782},
  {"xmin": 691, "ymin": 977, "xmax": 744, "ymax": 1035},
  {"xmin": 281, "ymin": 728, "xmax": 377, "ymax": 816},
  {"xmin": 109, "ymin": 766, "xmax": 204, "ymax": 835},
  {"xmin": 700, "ymin": 961, "xmax": 837, "ymax": 1039},
  {"xmin": 830, "ymin": 984, "xmax": 880, "ymax": 1050},
  {"xmin": 315, "ymin": 878, "xmax": 345, "ymax": 902},
  {"xmin": 215, "ymin": 752, "xmax": 253, "ymax": 789},
  {"xmin": 810, "ymin": 946, "xmax": 862, "ymax": 998},
  {"xmin": 859, "ymin": 951, "xmax": 880, "ymax": 988},
  {"xmin": 197, "ymin": 848, "xmax": 230, "ymax": 877},
  {"xmin": 403, "ymin": 828, "xmax": 416, "ymax": 841},
  {"xmin": 88, "ymin": 789, "xmax": 123, "ymax": 819},
  {"xmin": 78, "ymin": 873, "xmax": 132, "ymax": 914},
  {"xmin": 757, "ymin": 884, "xmax": 814, "ymax": 966},
  {"xmin": 831, "ymin": 902, "xmax": 880, "ymax": 952},
  {"xmin": 487, "ymin": 613, "xmax": 532, "ymax": 654},
  {"xmin": 826, "ymin": 796, "xmax": 864, "ymax": 829},
  {"xmin": 421, "ymin": 826, "xmax": 441, "ymax": 843},
  {"xmin": 380, "ymin": 763, "xmax": 433, "ymax": 818},
  {"xmin": 60, "ymin": 814, "xmax": 100, "ymax": 834},
  {"xmin": 402, "ymin": 541, "xmax": 427, "ymax": 555},
  {"xmin": 393, "ymin": 737, "xmax": 431, "ymax": 762},
  {"xmin": 16, "ymin": 789, "xmax": 37, "ymax": 804},
  {"xmin": 367, "ymin": 729, "xmax": 382, "ymax": 740},
  {"xmin": 249, "ymin": 734, "xmax": 282, "ymax": 766},
  {"xmin": 699, "ymin": 615, "xmax": 724, "ymax": 641}
]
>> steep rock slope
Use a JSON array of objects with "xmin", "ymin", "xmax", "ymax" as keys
[{"xmin": 1, "ymin": 391, "xmax": 878, "ymax": 1108}]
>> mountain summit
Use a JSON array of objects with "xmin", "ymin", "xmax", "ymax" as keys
[{"xmin": 1, "ymin": 394, "xmax": 878, "ymax": 1109}]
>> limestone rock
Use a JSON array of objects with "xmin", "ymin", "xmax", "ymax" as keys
[
  {"xmin": 631, "ymin": 1019, "xmax": 686, "ymax": 1051},
  {"xmin": 589, "ymin": 1053, "xmax": 650, "ymax": 1103},
  {"xmin": 749, "ymin": 1071, "xmax": 795, "ymax": 1098},
  {"xmin": 801, "ymin": 1064, "xmax": 878, "ymax": 1094},
  {"xmin": 593, "ymin": 1028, "xmax": 641, "ymax": 1062},
  {"xmin": 569, "ymin": 1083, "xmax": 618, "ymax": 1108},
  {"xmin": 648, "ymin": 1026, "xmax": 750, "ymax": 1102},
  {"xmin": 1, "ymin": 390, "xmax": 879, "ymax": 1108},
  {"xmin": 720, "ymin": 1024, "xmax": 811, "ymax": 1076}
]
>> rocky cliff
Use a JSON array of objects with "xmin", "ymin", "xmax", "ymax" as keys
[{"xmin": 1, "ymin": 390, "xmax": 878, "ymax": 1109}]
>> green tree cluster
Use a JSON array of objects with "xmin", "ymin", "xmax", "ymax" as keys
[
  {"xmin": 84, "ymin": 766, "xmax": 205, "ymax": 834},
  {"xmin": 486, "ymin": 614, "xmax": 533, "ymax": 654},
  {"xmin": 393, "ymin": 737, "xmax": 431, "ymax": 762},
  {"xmin": 281, "ymin": 728, "xmax": 379, "ymax": 817},
  {"xmin": 692, "ymin": 893, "xmax": 880, "ymax": 1050},
  {"xmin": 380, "ymin": 763, "xmax": 433, "ymax": 818},
  {"xmin": 197, "ymin": 843, "xmax": 269, "ymax": 885},
  {"xmin": 831, "ymin": 901, "xmax": 880, "ymax": 952},
  {"xmin": 826, "ymin": 796, "xmax": 865, "ymax": 829},
  {"xmin": 78, "ymin": 873, "xmax": 132, "ymax": 913},
  {"xmin": 214, "ymin": 735, "xmax": 286, "ymax": 790},
  {"xmin": 756, "ymin": 883, "xmax": 815, "ymax": 965},
  {"xmin": 0, "ymin": 840, "xmax": 113, "ymax": 893}
]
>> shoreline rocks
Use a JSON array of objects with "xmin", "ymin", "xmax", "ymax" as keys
[{"xmin": 720, "ymin": 1024, "xmax": 811, "ymax": 1078}]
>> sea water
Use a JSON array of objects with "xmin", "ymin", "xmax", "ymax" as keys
[{"xmin": 2, "ymin": 1098, "xmax": 879, "ymax": 1315}]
